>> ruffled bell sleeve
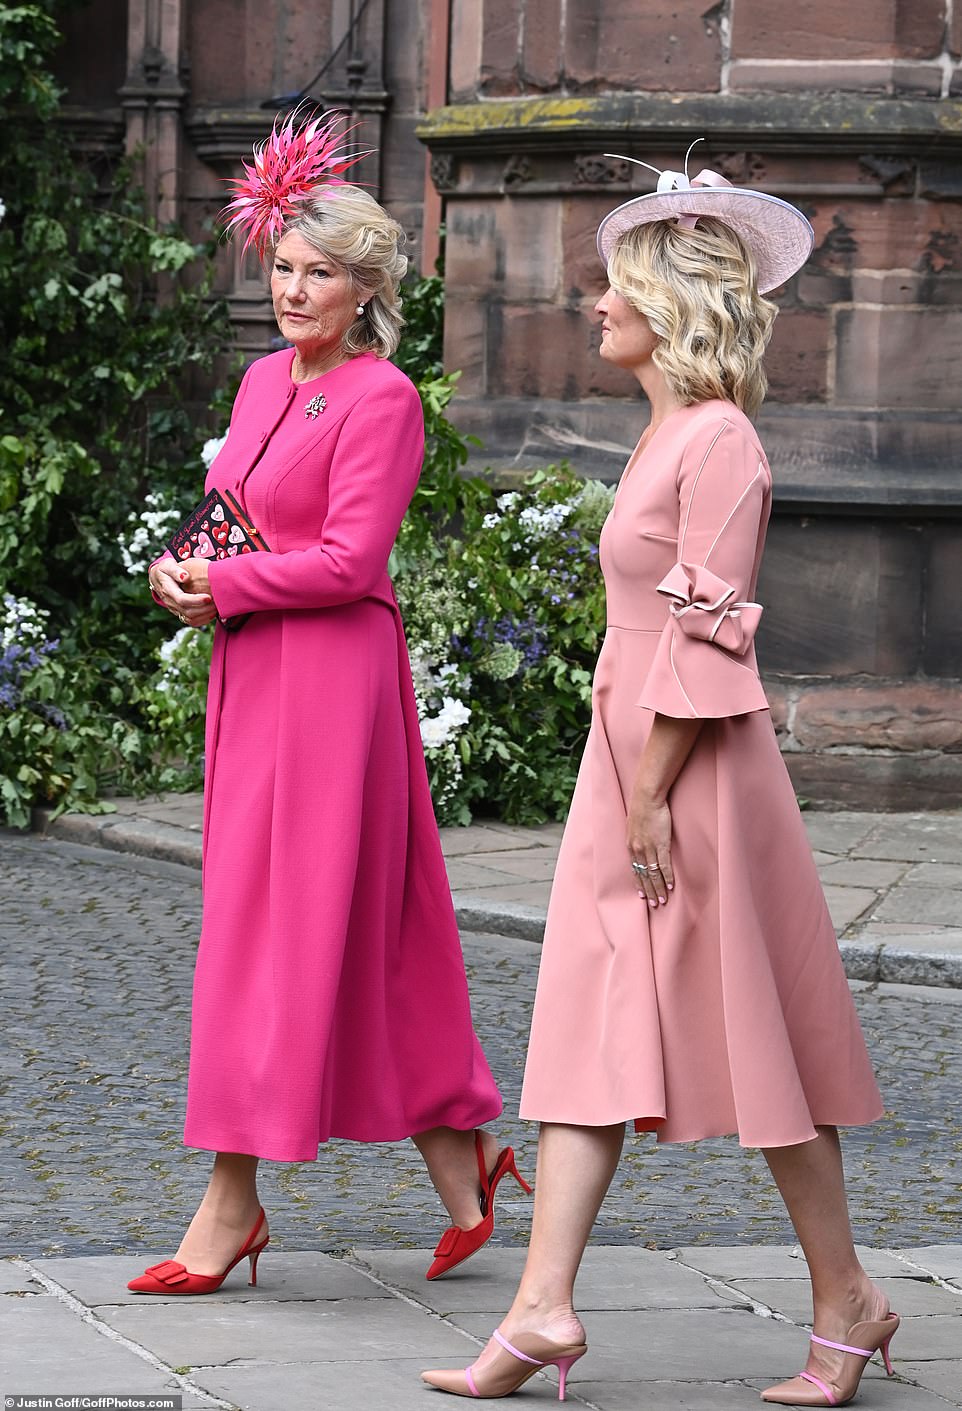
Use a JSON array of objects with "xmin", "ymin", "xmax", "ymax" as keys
[{"xmin": 638, "ymin": 416, "xmax": 772, "ymax": 719}]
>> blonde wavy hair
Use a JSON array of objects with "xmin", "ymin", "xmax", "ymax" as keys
[
  {"xmin": 607, "ymin": 217, "xmax": 777, "ymax": 418},
  {"xmin": 276, "ymin": 184, "xmax": 407, "ymax": 359}
]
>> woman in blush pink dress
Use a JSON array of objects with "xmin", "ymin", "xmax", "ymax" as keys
[
  {"xmin": 130, "ymin": 116, "xmax": 529, "ymax": 1298},
  {"xmin": 423, "ymin": 161, "xmax": 897, "ymax": 1405}
]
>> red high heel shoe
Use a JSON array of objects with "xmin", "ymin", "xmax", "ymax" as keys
[
  {"xmin": 426, "ymin": 1132, "xmax": 532, "ymax": 1280},
  {"xmin": 127, "ymin": 1207, "xmax": 269, "ymax": 1295}
]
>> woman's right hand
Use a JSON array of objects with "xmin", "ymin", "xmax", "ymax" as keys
[{"xmin": 148, "ymin": 557, "xmax": 217, "ymax": 628}]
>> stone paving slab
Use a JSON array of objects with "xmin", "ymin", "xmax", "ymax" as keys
[
  {"xmin": 35, "ymin": 1252, "xmax": 388, "ymax": 1306},
  {"xmin": 193, "ymin": 1358, "xmax": 468, "ymax": 1411},
  {"xmin": 883, "ymin": 1314, "xmax": 962, "ymax": 1360},
  {"xmin": 873, "ymin": 886, "xmax": 962, "ymax": 926},
  {"xmin": 897, "ymin": 1361, "xmax": 962, "ymax": 1402},
  {"xmin": 353, "ymin": 1247, "xmax": 748, "ymax": 1313},
  {"xmin": 672, "ymin": 1245, "xmax": 911, "ymax": 1280},
  {"xmin": 799, "ymin": 813, "xmax": 878, "ymax": 854},
  {"xmin": 33, "ymin": 801, "xmax": 962, "ymax": 987},
  {"xmin": 573, "ymin": 1383, "xmax": 769, "ymax": 1411},
  {"xmin": 899, "ymin": 1245, "xmax": 962, "ymax": 1279},
  {"xmin": 437, "ymin": 823, "xmax": 561, "ymax": 856},
  {"xmin": 730, "ymin": 1276, "xmax": 962, "ymax": 1320},
  {"xmin": 0, "ymin": 1295, "xmax": 183, "ymax": 1394},
  {"xmin": 822, "ymin": 884, "xmax": 878, "ymax": 930},
  {"xmin": 817, "ymin": 859, "xmax": 910, "ymax": 888},
  {"xmin": 855, "ymin": 816, "xmax": 962, "ymax": 864},
  {"xmin": 458, "ymin": 849, "xmax": 563, "ymax": 881},
  {"xmin": 100, "ymin": 1297, "xmax": 473, "ymax": 1369},
  {"xmin": 906, "ymin": 862, "xmax": 962, "ymax": 889},
  {"xmin": 0, "ymin": 1262, "xmax": 41, "ymax": 1294}
]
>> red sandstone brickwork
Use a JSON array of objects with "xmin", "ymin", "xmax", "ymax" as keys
[
  {"xmin": 448, "ymin": 0, "xmax": 723, "ymax": 94},
  {"xmin": 731, "ymin": 0, "xmax": 945, "ymax": 60},
  {"xmin": 480, "ymin": 0, "xmax": 523, "ymax": 95},
  {"xmin": 561, "ymin": 0, "xmax": 722, "ymax": 93},
  {"xmin": 445, "ymin": 0, "xmax": 960, "ymax": 97},
  {"xmin": 764, "ymin": 310, "xmax": 830, "ymax": 403},
  {"xmin": 730, "ymin": 0, "xmax": 952, "ymax": 92},
  {"xmin": 790, "ymin": 683, "xmax": 962, "ymax": 752},
  {"xmin": 521, "ymin": 0, "xmax": 563, "ymax": 90}
]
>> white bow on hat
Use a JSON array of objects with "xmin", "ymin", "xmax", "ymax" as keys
[{"xmin": 596, "ymin": 142, "xmax": 815, "ymax": 293}]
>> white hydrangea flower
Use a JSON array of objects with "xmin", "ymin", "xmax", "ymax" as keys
[
  {"xmin": 439, "ymin": 696, "xmax": 471, "ymax": 729},
  {"xmin": 158, "ymin": 626, "xmax": 192, "ymax": 664},
  {"xmin": 482, "ymin": 512, "xmax": 501, "ymax": 530},
  {"xmin": 201, "ymin": 433, "xmax": 228, "ymax": 468},
  {"xmin": 497, "ymin": 492, "xmax": 519, "ymax": 511},
  {"xmin": 1, "ymin": 594, "xmax": 51, "ymax": 650},
  {"xmin": 517, "ymin": 502, "xmax": 574, "ymax": 538},
  {"xmin": 408, "ymin": 647, "xmax": 436, "ymax": 695},
  {"xmin": 0, "ymin": 198, "xmax": 6, "ymax": 224},
  {"xmin": 119, "ymin": 493, "xmax": 185, "ymax": 575},
  {"xmin": 419, "ymin": 695, "xmax": 471, "ymax": 750}
]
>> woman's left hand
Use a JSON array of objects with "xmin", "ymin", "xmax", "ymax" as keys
[
  {"xmin": 178, "ymin": 557, "xmax": 212, "ymax": 597},
  {"xmin": 627, "ymin": 786, "xmax": 674, "ymax": 908}
]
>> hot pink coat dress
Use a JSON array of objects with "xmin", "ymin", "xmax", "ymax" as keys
[
  {"xmin": 182, "ymin": 349, "xmax": 501, "ymax": 1161},
  {"xmin": 519, "ymin": 401, "xmax": 883, "ymax": 1147}
]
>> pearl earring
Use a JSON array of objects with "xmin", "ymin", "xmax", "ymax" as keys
[{"xmin": 356, "ymin": 303, "xmax": 365, "ymax": 316}]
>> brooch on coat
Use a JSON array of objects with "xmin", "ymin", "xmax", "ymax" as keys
[{"xmin": 304, "ymin": 393, "xmax": 327, "ymax": 419}]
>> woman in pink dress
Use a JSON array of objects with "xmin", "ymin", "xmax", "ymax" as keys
[
  {"xmin": 132, "ymin": 116, "xmax": 528, "ymax": 1296},
  {"xmin": 423, "ymin": 162, "xmax": 898, "ymax": 1405}
]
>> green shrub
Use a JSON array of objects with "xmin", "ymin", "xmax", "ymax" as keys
[
  {"xmin": 0, "ymin": 3, "xmax": 233, "ymax": 824},
  {"xmin": 395, "ymin": 468, "xmax": 611, "ymax": 824},
  {"xmin": 0, "ymin": 593, "xmax": 142, "ymax": 826}
]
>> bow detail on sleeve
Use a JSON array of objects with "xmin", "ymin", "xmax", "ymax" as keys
[{"xmin": 656, "ymin": 562, "xmax": 762, "ymax": 655}]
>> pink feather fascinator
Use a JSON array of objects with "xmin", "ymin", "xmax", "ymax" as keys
[{"xmin": 221, "ymin": 109, "xmax": 373, "ymax": 257}]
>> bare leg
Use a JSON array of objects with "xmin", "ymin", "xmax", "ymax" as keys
[
  {"xmin": 463, "ymin": 1121, "xmax": 625, "ymax": 1381},
  {"xmin": 761, "ymin": 1126, "xmax": 890, "ymax": 1398},
  {"xmin": 412, "ymin": 1126, "xmax": 501, "ymax": 1229},
  {"xmin": 173, "ymin": 1152, "xmax": 265, "ymax": 1276}
]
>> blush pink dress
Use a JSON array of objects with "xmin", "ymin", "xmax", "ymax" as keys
[
  {"xmin": 519, "ymin": 401, "xmax": 883, "ymax": 1147},
  {"xmin": 181, "ymin": 349, "xmax": 501, "ymax": 1161}
]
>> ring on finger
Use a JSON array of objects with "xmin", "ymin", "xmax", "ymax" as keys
[{"xmin": 631, "ymin": 861, "xmax": 649, "ymax": 877}]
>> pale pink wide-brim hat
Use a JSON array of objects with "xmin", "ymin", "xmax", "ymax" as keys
[{"xmin": 596, "ymin": 156, "xmax": 815, "ymax": 294}]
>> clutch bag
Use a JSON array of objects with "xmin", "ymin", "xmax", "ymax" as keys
[{"xmin": 166, "ymin": 487, "xmax": 271, "ymax": 632}]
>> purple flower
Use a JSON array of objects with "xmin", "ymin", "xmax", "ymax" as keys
[{"xmin": 1, "ymin": 629, "xmax": 61, "ymax": 723}]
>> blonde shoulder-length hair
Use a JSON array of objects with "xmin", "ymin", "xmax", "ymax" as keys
[
  {"xmin": 275, "ymin": 184, "xmax": 407, "ymax": 359},
  {"xmin": 607, "ymin": 217, "xmax": 778, "ymax": 419}
]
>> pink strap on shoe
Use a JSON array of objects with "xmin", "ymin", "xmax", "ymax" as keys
[
  {"xmin": 811, "ymin": 1333, "xmax": 875, "ymax": 1358},
  {"xmin": 492, "ymin": 1328, "xmax": 546, "ymax": 1367},
  {"xmin": 800, "ymin": 1371, "xmax": 838, "ymax": 1405},
  {"xmin": 464, "ymin": 1330, "xmax": 544, "ymax": 1399}
]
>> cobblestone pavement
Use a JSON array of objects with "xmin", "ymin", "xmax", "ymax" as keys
[{"xmin": 2, "ymin": 832, "xmax": 960, "ymax": 1262}]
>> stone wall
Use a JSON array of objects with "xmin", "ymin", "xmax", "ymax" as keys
[{"xmin": 56, "ymin": 0, "xmax": 435, "ymax": 354}]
